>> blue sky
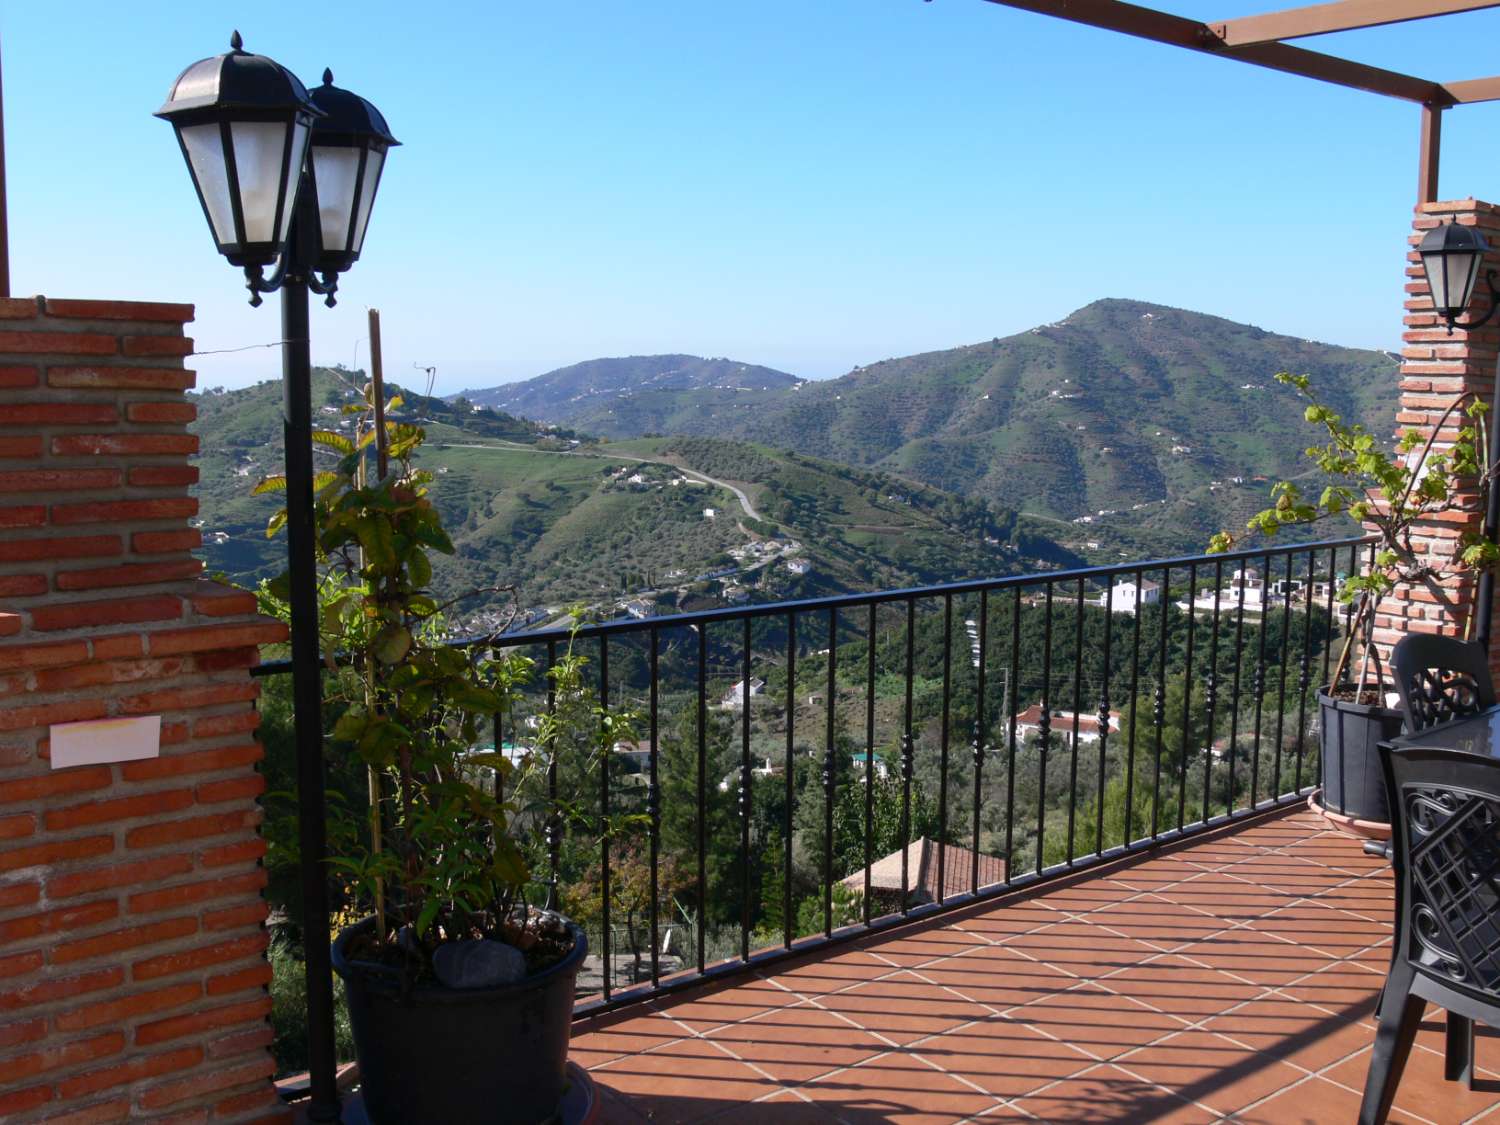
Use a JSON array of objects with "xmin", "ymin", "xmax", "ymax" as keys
[{"xmin": 7, "ymin": 1, "xmax": 1500, "ymax": 394}]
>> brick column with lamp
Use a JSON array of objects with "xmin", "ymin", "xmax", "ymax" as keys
[{"xmin": 1369, "ymin": 199, "xmax": 1500, "ymax": 683}]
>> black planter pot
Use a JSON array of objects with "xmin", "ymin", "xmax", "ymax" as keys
[
  {"xmin": 332, "ymin": 918, "xmax": 587, "ymax": 1125},
  {"xmin": 1316, "ymin": 686, "xmax": 1405, "ymax": 825}
]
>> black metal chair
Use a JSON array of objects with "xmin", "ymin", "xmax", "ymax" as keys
[
  {"xmin": 1391, "ymin": 634, "xmax": 1496, "ymax": 735},
  {"xmin": 1359, "ymin": 746, "xmax": 1500, "ymax": 1124}
]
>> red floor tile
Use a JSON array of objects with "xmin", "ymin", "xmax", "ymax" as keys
[
  {"xmin": 1113, "ymin": 1029, "xmax": 1306, "ymax": 1116},
  {"xmin": 1008, "ymin": 985, "xmax": 1190, "ymax": 1061},
  {"xmin": 588, "ymin": 1036, "xmax": 787, "ymax": 1123},
  {"xmin": 799, "ymin": 1051, "xmax": 998, "ymax": 1124},
  {"xmin": 811, "ymin": 970, "xmax": 995, "ymax": 1046},
  {"xmin": 910, "ymin": 1015, "xmax": 1097, "ymax": 1098},
  {"xmin": 908, "ymin": 943, "xmax": 1081, "ymax": 1010},
  {"xmin": 701, "ymin": 1002, "xmax": 890, "ymax": 1084},
  {"xmin": 1006, "ymin": 1063, "xmax": 1218, "ymax": 1122}
]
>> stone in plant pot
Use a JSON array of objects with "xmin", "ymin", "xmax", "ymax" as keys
[
  {"xmin": 333, "ymin": 917, "xmax": 588, "ymax": 1125},
  {"xmin": 432, "ymin": 938, "xmax": 527, "ymax": 989}
]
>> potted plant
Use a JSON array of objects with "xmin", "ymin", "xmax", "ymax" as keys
[
  {"xmin": 1210, "ymin": 372, "xmax": 1497, "ymax": 829},
  {"xmin": 256, "ymin": 379, "xmax": 637, "ymax": 1124}
]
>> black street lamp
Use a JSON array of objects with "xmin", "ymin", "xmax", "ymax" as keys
[
  {"xmin": 157, "ymin": 32, "xmax": 397, "ymax": 1124},
  {"xmin": 1417, "ymin": 219, "xmax": 1499, "ymax": 334}
]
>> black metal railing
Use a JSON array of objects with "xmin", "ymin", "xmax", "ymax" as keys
[{"xmin": 255, "ymin": 534, "xmax": 1370, "ymax": 1027}]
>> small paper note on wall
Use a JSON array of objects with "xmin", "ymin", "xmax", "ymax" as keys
[{"xmin": 51, "ymin": 715, "xmax": 162, "ymax": 769}]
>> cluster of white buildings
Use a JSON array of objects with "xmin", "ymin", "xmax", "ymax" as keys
[{"xmin": 1095, "ymin": 568, "xmax": 1334, "ymax": 617}]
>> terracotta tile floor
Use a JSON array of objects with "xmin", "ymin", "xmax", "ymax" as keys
[{"xmin": 570, "ymin": 808, "xmax": 1500, "ymax": 1124}]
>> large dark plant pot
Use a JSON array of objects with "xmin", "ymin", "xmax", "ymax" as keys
[
  {"xmin": 1315, "ymin": 686, "xmax": 1404, "ymax": 827},
  {"xmin": 332, "ymin": 917, "xmax": 587, "ymax": 1125}
]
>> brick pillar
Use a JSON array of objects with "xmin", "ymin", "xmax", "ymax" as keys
[
  {"xmin": 1370, "ymin": 201, "xmax": 1500, "ymax": 682},
  {"xmin": 0, "ymin": 297, "xmax": 289, "ymax": 1122}
]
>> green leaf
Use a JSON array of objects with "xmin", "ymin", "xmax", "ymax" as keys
[
  {"xmin": 265, "ymin": 509, "xmax": 288, "ymax": 539},
  {"xmin": 374, "ymin": 625, "xmax": 412, "ymax": 665},
  {"xmin": 408, "ymin": 550, "xmax": 432, "ymax": 589},
  {"xmin": 252, "ymin": 475, "xmax": 288, "ymax": 495},
  {"xmin": 266, "ymin": 572, "xmax": 292, "ymax": 603},
  {"xmin": 415, "ymin": 897, "xmax": 442, "ymax": 938},
  {"xmin": 313, "ymin": 430, "xmax": 355, "ymax": 455}
]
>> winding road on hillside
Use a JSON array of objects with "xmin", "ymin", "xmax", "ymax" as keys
[{"xmin": 440, "ymin": 440, "xmax": 765, "ymax": 522}]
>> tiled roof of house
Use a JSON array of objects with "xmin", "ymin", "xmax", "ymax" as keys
[{"xmin": 839, "ymin": 837, "xmax": 1006, "ymax": 902}]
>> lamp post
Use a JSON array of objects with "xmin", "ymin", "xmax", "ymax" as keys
[
  {"xmin": 1416, "ymin": 220, "xmax": 1500, "ymax": 652},
  {"xmin": 156, "ymin": 33, "xmax": 398, "ymax": 1123}
]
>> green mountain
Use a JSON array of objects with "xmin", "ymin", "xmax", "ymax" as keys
[
  {"xmin": 458, "ymin": 355, "xmax": 803, "ymax": 433},
  {"xmin": 459, "ymin": 300, "xmax": 1398, "ymax": 541},
  {"xmin": 189, "ymin": 372, "xmax": 1074, "ymax": 624}
]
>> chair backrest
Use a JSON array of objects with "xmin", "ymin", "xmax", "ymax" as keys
[
  {"xmin": 1391, "ymin": 634, "xmax": 1496, "ymax": 734},
  {"xmin": 1381, "ymin": 745, "xmax": 1500, "ymax": 1005}
]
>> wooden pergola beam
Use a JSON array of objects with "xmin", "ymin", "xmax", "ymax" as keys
[
  {"xmin": 1444, "ymin": 75, "xmax": 1500, "ymax": 103},
  {"xmin": 979, "ymin": 0, "xmax": 1449, "ymax": 104},
  {"xmin": 1210, "ymin": 0, "xmax": 1500, "ymax": 47}
]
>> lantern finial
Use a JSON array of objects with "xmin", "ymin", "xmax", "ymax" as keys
[
  {"xmin": 323, "ymin": 68, "xmax": 334, "ymax": 86},
  {"xmin": 230, "ymin": 30, "xmax": 243, "ymax": 51}
]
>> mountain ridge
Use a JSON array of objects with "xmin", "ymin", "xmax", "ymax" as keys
[
  {"xmin": 457, "ymin": 354, "xmax": 803, "ymax": 425},
  {"xmin": 455, "ymin": 299, "xmax": 1400, "ymax": 531}
]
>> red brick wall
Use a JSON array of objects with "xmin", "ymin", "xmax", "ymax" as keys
[
  {"xmin": 1369, "ymin": 201, "xmax": 1500, "ymax": 682},
  {"xmin": 0, "ymin": 297, "xmax": 288, "ymax": 1122}
]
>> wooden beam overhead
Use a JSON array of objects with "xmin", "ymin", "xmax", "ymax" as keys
[
  {"xmin": 1210, "ymin": 0, "xmax": 1500, "ymax": 48},
  {"xmin": 1443, "ymin": 75, "xmax": 1500, "ymax": 103},
  {"xmin": 980, "ymin": 0, "xmax": 1448, "ymax": 103}
]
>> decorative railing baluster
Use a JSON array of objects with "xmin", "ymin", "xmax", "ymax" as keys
[
  {"xmin": 901, "ymin": 598, "xmax": 916, "ymax": 914},
  {"xmin": 1124, "ymin": 574, "xmax": 1143, "ymax": 845},
  {"xmin": 739, "ymin": 617, "xmax": 752, "ymax": 963},
  {"xmin": 972, "ymin": 589, "xmax": 988, "ymax": 893},
  {"xmin": 1151, "ymin": 568, "xmax": 1170, "ymax": 839},
  {"xmin": 648, "ymin": 626, "xmax": 661, "ymax": 986},
  {"xmin": 1296, "ymin": 554, "xmax": 1315, "ymax": 793},
  {"xmin": 784, "ymin": 613, "xmax": 797, "ymax": 949},
  {"xmin": 1067, "ymin": 577, "xmax": 1084, "ymax": 864},
  {"xmin": 1177, "ymin": 564, "xmax": 1197, "ymax": 831},
  {"xmin": 864, "ymin": 602, "xmax": 876, "ymax": 925},
  {"xmin": 1037, "ymin": 581, "xmax": 1054, "ymax": 875},
  {"xmin": 1095, "ymin": 582, "xmax": 1112, "ymax": 856},
  {"xmin": 599, "ymin": 636, "xmax": 611, "ymax": 1002},
  {"xmin": 1202, "ymin": 561, "xmax": 1222, "ymax": 825},
  {"xmin": 1250, "ymin": 553, "xmax": 1271, "ymax": 809},
  {"xmin": 1228, "ymin": 555, "xmax": 1247, "ymax": 816},
  {"xmin": 823, "ymin": 607, "xmax": 838, "ymax": 936},
  {"xmin": 1005, "ymin": 587, "xmax": 1020, "ymax": 882},
  {"xmin": 1273, "ymin": 552, "xmax": 1294, "ymax": 797},
  {"xmin": 938, "ymin": 594, "xmax": 952, "ymax": 900},
  {"xmin": 695, "ymin": 624, "xmax": 707, "ymax": 975},
  {"xmin": 545, "ymin": 639, "xmax": 560, "ymax": 910}
]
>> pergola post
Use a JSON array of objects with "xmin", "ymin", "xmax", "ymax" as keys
[{"xmin": 1417, "ymin": 104, "xmax": 1442, "ymax": 205}]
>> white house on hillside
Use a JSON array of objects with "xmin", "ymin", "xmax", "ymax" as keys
[
  {"xmin": 1098, "ymin": 578, "xmax": 1160, "ymax": 614},
  {"xmin": 1014, "ymin": 706, "xmax": 1123, "ymax": 749},
  {"xmin": 719, "ymin": 677, "xmax": 766, "ymax": 710}
]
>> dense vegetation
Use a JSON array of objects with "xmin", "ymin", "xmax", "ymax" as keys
[{"xmin": 191, "ymin": 379, "xmax": 1078, "ymax": 618}]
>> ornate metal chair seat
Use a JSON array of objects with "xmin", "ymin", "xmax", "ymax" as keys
[{"xmin": 1361, "ymin": 750, "xmax": 1500, "ymax": 1124}]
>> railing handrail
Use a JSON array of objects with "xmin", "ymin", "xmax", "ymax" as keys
[{"xmin": 251, "ymin": 533, "xmax": 1373, "ymax": 677}]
